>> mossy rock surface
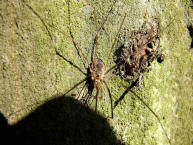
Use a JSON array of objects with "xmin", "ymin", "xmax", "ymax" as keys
[{"xmin": 0, "ymin": 0, "xmax": 192, "ymax": 145}]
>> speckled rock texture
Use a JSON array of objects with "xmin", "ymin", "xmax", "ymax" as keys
[{"xmin": 0, "ymin": 0, "xmax": 192, "ymax": 145}]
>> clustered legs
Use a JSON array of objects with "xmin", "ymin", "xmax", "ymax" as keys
[{"xmin": 64, "ymin": 0, "xmax": 127, "ymax": 118}]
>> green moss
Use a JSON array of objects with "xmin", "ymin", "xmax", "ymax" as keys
[{"xmin": 0, "ymin": 0, "xmax": 192, "ymax": 145}]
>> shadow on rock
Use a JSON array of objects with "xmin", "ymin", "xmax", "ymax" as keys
[{"xmin": 0, "ymin": 96, "xmax": 124, "ymax": 145}]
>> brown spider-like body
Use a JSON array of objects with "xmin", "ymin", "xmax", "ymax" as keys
[
  {"xmin": 87, "ymin": 59, "xmax": 108, "ymax": 113},
  {"xmin": 90, "ymin": 59, "xmax": 105, "ymax": 88},
  {"xmin": 113, "ymin": 23, "xmax": 170, "ymax": 144},
  {"xmin": 115, "ymin": 23, "xmax": 164, "ymax": 84},
  {"xmin": 76, "ymin": 59, "xmax": 106, "ymax": 106}
]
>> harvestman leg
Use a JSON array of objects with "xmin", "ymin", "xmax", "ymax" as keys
[
  {"xmin": 85, "ymin": 0, "xmax": 99, "ymax": 62},
  {"xmin": 63, "ymin": 77, "xmax": 88, "ymax": 96},
  {"xmin": 63, "ymin": 0, "xmax": 92, "ymax": 97},
  {"xmin": 67, "ymin": 0, "xmax": 89, "ymax": 68},
  {"xmin": 86, "ymin": 0, "xmax": 119, "ymax": 62},
  {"xmin": 115, "ymin": 82, "xmax": 171, "ymax": 144},
  {"xmin": 94, "ymin": 88, "xmax": 99, "ymax": 112},
  {"xmin": 103, "ymin": 81, "xmax": 113, "ymax": 118},
  {"xmin": 86, "ymin": 0, "xmax": 102, "ymax": 112},
  {"xmin": 99, "ymin": 85, "xmax": 103, "ymax": 99},
  {"xmin": 92, "ymin": 5, "xmax": 99, "ymax": 61},
  {"xmin": 76, "ymin": 82, "xmax": 87, "ymax": 100},
  {"xmin": 101, "ymin": 7, "xmax": 128, "ymax": 118},
  {"xmin": 114, "ymin": 79, "xmax": 138, "ymax": 108},
  {"xmin": 107, "ymin": 11, "xmax": 128, "ymax": 61},
  {"xmin": 128, "ymin": 90, "xmax": 171, "ymax": 145},
  {"xmin": 22, "ymin": 0, "xmax": 86, "ymax": 75}
]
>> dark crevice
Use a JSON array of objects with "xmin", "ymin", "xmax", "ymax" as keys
[
  {"xmin": 187, "ymin": 25, "xmax": 193, "ymax": 48},
  {"xmin": 157, "ymin": 56, "xmax": 164, "ymax": 63},
  {"xmin": 147, "ymin": 43, "xmax": 153, "ymax": 49}
]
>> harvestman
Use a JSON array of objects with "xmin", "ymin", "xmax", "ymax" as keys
[{"xmin": 63, "ymin": 0, "xmax": 127, "ymax": 118}]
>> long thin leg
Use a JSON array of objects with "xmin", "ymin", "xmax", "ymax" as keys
[
  {"xmin": 95, "ymin": 87, "xmax": 99, "ymax": 112},
  {"xmin": 23, "ymin": 0, "xmax": 86, "ymax": 76},
  {"xmin": 114, "ymin": 82, "xmax": 171, "ymax": 144},
  {"xmin": 76, "ymin": 82, "xmax": 87, "ymax": 100},
  {"xmin": 84, "ymin": 92, "xmax": 92, "ymax": 106},
  {"xmin": 103, "ymin": 9, "xmax": 131, "ymax": 75},
  {"xmin": 63, "ymin": 77, "xmax": 88, "ymax": 96},
  {"xmin": 114, "ymin": 79, "xmax": 138, "ymax": 108},
  {"xmin": 103, "ymin": 81, "xmax": 113, "ymax": 118},
  {"xmin": 99, "ymin": 85, "xmax": 103, "ymax": 99},
  {"xmin": 84, "ymin": 84, "xmax": 94, "ymax": 105},
  {"xmin": 129, "ymin": 90, "xmax": 171, "ymax": 145},
  {"xmin": 105, "ymin": 60, "xmax": 123, "ymax": 75},
  {"xmin": 104, "ymin": 74, "xmax": 116, "ymax": 80},
  {"xmin": 22, "ymin": 0, "xmax": 52, "ymax": 40},
  {"xmin": 89, "ymin": 1, "xmax": 119, "ymax": 62},
  {"xmin": 79, "ymin": 87, "xmax": 89, "ymax": 104},
  {"xmin": 98, "ymin": 0, "xmax": 118, "ymax": 32},
  {"xmin": 93, "ymin": 6, "xmax": 99, "ymax": 61},
  {"xmin": 67, "ymin": 0, "xmax": 89, "ymax": 67},
  {"xmin": 107, "ymin": 10, "xmax": 127, "ymax": 61},
  {"xmin": 85, "ymin": 0, "xmax": 99, "ymax": 62},
  {"xmin": 56, "ymin": 51, "xmax": 86, "ymax": 75}
]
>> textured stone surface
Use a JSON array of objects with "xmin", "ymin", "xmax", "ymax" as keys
[{"xmin": 0, "ymin": 0, "xmax": 192, "ymax": 145}]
